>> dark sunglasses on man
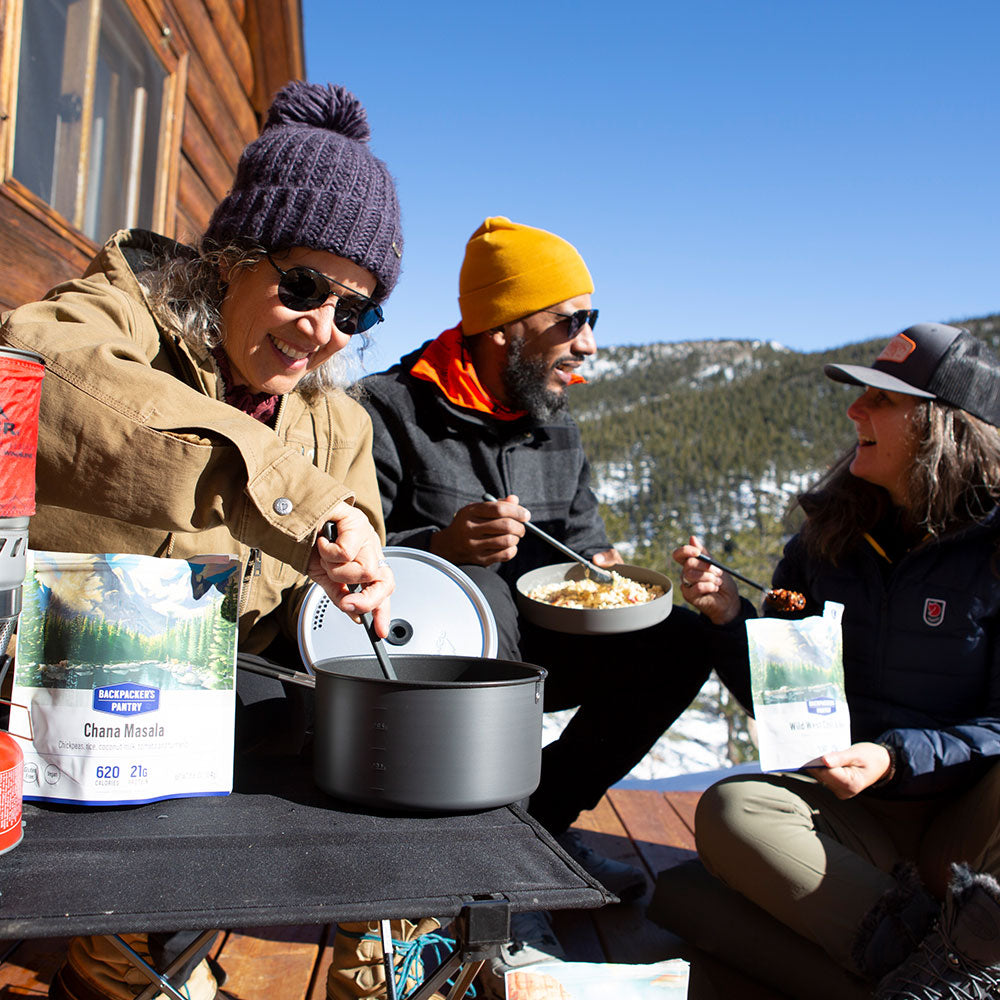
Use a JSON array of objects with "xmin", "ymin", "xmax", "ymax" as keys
[
  {"xmin": 541, "ymin": 308, "xmax": 599, "ymax": 338},
  {"xmin": 265, "ymin": 253, "xmax": 384, "ymax": 335}
]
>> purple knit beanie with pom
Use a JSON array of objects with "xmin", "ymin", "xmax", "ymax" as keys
[{"xmin": 204, "ymin": 81, "xmax": 402, "ymax": 299}]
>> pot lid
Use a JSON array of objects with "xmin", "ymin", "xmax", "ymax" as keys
[{"xmin": 297, "ymin": 546, "xmax": 498, "ymax": 670}]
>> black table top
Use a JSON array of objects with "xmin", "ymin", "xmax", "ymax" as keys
[{"xmin": 0, "ymin": 756, "xmax": 610, "ymax": 938}]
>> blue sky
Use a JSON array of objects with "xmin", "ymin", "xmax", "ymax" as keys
[{"xmin": 302, "ymin": 1, "xmax": 999, "ymax": 371}]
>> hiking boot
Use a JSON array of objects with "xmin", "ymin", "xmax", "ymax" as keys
[
  {"xmin": 49, "ymin": 935, "xmax": 224, "ymax": 1000},
  {"xmin": 479, "ymin": 910, "xmax": 566, "ymax": 1000},
  {"xmin": 853, "ymin": 863, "xmax": 940, "ymax": 982},
  {"xmin": 556, "ymin": 828, "xmax": 647, "ymax": 903},
  {"xmin": 326, "ymin": 919, "xmax": 447, "ymax": 1000},
  {"xmin": 876, "ymin": 864, "xmax": 1000, "ymax": 999}
]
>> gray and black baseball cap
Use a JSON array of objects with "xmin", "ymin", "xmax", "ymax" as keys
[{"xmin": 824, "ymin": 323, "xmax": 1000, "ymax": 427}]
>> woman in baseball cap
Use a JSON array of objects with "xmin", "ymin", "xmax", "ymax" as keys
[{"xmin": 672, "ymin": 323, "xmax": 1000, "ymax": 998}]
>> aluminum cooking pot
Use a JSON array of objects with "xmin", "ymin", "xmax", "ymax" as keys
[
  {"xmin": 311, "ymin": 654, "xmax": 546, "ymax": 812},
  {"xmin": 238, "ymin": 653, "xmax": 546, "ymax": 813}
]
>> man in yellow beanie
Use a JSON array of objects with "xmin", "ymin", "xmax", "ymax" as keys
[{"xmin": 358, "ymin": 217, "xmax": 745, "ymax": 975}]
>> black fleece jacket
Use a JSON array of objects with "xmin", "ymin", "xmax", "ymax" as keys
[{"xmin": 359, "ymin": 342, "xmax": 611, "ymax": 586}]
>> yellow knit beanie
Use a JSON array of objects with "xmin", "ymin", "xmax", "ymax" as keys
[{"xmin": 458, "ymin": 217, "xmax": 594, "ymax": 335}]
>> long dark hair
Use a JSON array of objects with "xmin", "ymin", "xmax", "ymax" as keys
[{"xmin": 797, "ymin": 399, "xmax": 1000, "ymax": 563}]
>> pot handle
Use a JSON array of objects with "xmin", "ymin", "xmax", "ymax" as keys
[{"xmin": 236, "ymin": 653, "xmax": 316, "ymax": 689}]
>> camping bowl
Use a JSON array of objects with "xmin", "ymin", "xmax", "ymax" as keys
[
  {"xmin": 515, "ymin": 562, "xmax": 673, "ymax": 635},
  {"xmin": 311, "ymin": 654, "xmax": 546, "ymax": 813}
]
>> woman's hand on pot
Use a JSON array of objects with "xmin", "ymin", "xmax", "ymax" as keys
[
  {"xmin": 307, "ymin": 502, "xmax": 394, "ymax": 637},
  {"xmin": 430, "ymin": 494, "xmax": 528, "ymax": 566},
  {"xmin": 807, "ymin": 742, "xmax": 893, "ymax": 799},
  {"xmin": 671, "ymin": 536, "xmax": 742, "ymax": 625}
]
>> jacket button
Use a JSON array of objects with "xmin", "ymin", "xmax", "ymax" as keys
[{"xmin": 273, "ymin": 497, "xmax": 294, "ymax": 516}]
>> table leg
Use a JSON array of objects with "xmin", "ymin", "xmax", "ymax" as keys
[
  {"xmin": 379, "ymin": 919, "xmax": 398, "ymax": 1000},
  {"xmin": 105, "ymin": 929, "xmax": 218, "ymax": 1000}
]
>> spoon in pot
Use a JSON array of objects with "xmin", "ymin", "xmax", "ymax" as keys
[
  {"xmin": 321, "ymin": 523, "xmax": 397, "ymax": 680},
  {"xmin": 695, "ymin": 553, "xmax": 806, "ymax": 612},
  {"xmin": 482, "ymin": 493, "xmax": 614, "ymax": 583}
]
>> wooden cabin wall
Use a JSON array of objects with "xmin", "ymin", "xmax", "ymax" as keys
[{"xmin": 0, "ymin": 0, "xmax": 303, "ymax": 314}]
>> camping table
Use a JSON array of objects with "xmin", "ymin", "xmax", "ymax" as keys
[{"xmin": 0, "ymin": 755, "xmax": 610, "ymax": 999}]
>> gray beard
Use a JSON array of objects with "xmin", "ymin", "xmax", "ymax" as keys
[{"xmin": 501, "ymin": 337, "xmax": 569, "ymax": 421}]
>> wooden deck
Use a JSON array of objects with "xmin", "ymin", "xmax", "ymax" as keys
[{"xmin": 0, "ymin": 789, "xmax": 702, "ymax": 999}]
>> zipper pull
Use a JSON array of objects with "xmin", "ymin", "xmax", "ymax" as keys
[{"xmin": 239, "ymin": 547, "xmax": 262, "ymax": 612}]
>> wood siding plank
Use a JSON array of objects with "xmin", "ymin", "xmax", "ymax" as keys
[
  {"xmin": 182, "ymin": 96, "xmax": 241, "ymax": 205},
  {"xmin": 177, "ymin": 154, "xmax": 220, "ymax": 240},
  {"xmin": 172, "ymin": 0, "xmax": 258, "ymax": 134},
  {"xmin": 0, "ymin": 186, "xmax": 93, "ymax": 310},
  {"xmin": 203, "ymin": 0, "xmax": 253, "ymax": 94},
  {"xmin": 242, "ymin": 0, "xmax": 302, "ymax": 113}
]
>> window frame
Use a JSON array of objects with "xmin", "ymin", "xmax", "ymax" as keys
[{"xmin": 0, "ymin": 0, "xmax": 187, "ymax": 248}]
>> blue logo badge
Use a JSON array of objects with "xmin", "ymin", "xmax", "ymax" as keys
[
  {"xmin": 806, "ymin": 697, "xmax": 836, "ymax": 716},
  {"xmin": 93, "ymin": 683, "xmax": 160, "ymax": 716}
]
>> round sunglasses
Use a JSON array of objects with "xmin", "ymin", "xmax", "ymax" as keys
[
  {"xmin": 541, "ymin": 308, "xmax": 599, "ymax": 338},
  {"xmin": 265, "ymin": 254, "xmax": 384, "ymax": 335}
]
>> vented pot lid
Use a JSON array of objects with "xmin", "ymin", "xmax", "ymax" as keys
[{"xmin": 297, "ymin": 546, "xmax": 498, "ymax": 670}]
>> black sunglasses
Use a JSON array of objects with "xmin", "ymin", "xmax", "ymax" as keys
[
  {"xmin": 542, "ymin": 308, "xmax": 599, "ymax": 338},
  {"xmin": 265, "ymin": 254, "xmax": 383, "ymax": 335}
]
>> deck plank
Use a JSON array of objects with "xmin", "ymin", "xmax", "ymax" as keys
[
  {"xmin": 555, "ymin": 794, "xmax": 685, "ymax": 966},
  {"xmin": 214, "ymin": 925, "xmax": 327, "ymax": 1000},
  {"xmin": 607, "ymin": 788, "xmax": 699, "ymax": 877},
  {"xmin": 0, "ymin": 937, "xmax": 67, "ymax": 996},
  {"xmin": 307, "ymin": 925, "xmax": 337, "ymax": 1000}
]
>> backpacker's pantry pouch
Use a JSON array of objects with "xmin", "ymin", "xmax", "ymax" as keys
[
  {"xmin": 747, "ymin": 601, "xmax": 850, "ymax": 772},
  {"xmin": 11, "ymin": 551, "xmax": 239, "ymax": 805}
]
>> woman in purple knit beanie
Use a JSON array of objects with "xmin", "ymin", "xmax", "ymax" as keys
[{"xmin": 3, "ymin": 80, "xmax": 405, "ymax": 1000}]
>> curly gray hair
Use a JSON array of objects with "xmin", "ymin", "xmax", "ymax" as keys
[{"xmin": 136, "ymin": 239, "xmax": 370, "ymax": 400}]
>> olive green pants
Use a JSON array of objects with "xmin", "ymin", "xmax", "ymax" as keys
[{"xmin": 695, "ymin": 762, "xmax": 1000, "ymax": 972}]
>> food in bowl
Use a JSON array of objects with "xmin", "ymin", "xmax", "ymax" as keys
[{"xmin": 527, "ymin": 570, "xmax": 665, "ymax": 610}]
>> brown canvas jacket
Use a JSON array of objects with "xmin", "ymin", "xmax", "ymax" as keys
[{"xmin": 0, "ymin": 230, "xmax": 384, "ymax": 653}]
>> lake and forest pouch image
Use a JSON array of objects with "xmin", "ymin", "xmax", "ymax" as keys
[
  {"xmin": 11, "ymin": 551, "xmax": 240, "ymax": 805},
  {"xmin": 747, "ymin": 602, "xmax": 851, "ymax": 772}
]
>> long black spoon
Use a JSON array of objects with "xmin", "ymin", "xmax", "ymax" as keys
[
  {"xmin": 695, "ymin": 553, "xmax": 806, "ymax": 611},
  {"xmin": 481, "ymin": 492, "xmax": 614, "ymax": 583},
  {"xmin": 695, "ymin": 553, "xmax": 770, "ymax": 594},
  {"xmin": 321, "ymin": 523, "xmax": 397, "ymax": 680}
]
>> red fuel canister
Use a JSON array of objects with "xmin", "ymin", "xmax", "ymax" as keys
[{"xmin": 0, "ymin": 729, "xmax": 23, "ymax": 854}]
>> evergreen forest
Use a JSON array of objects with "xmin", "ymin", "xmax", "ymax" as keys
[{"xmin": 16, "ymin": 571, "xmax": 239, "ymax": 691}]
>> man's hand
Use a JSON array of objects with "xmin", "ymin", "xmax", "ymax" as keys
[
  {"xmin": 430, "ymin": 494, "xmax": 529, "ymax": 566},
  {"xmin": 806, "ymin": 742, "xmax": 892, "ymax": 799},
  {"xmin": 592, "ymin": 548, "xmax": 624, "ymax": 568},
  {"xmin": 671, "ymin": 535, "xmax": 742, "ymax": 625},
  {"xmin": 307, "ymin": 502, "xmax": 395, "ymax": 637}
]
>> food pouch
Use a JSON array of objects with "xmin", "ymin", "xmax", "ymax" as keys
[
  {"xmin": 747, "ymin": 601, "xmax": 851, "ymax": 771},
  {"xmin": 11, "ymin": 551, "xmax": 239, "ymax": 805}
]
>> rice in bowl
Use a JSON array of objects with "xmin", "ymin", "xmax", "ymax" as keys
[{"xmin": 527, "ymin": 570, "xmax": 664, "ymax": 609}]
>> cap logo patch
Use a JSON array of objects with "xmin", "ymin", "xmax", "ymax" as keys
[
  {"xmin": 877, "ymin": 333, "xmax": 917, "ymax": 365},
  {"xmin": 923, "ymin": 598, "xmax": 946, "ymax": 627}
]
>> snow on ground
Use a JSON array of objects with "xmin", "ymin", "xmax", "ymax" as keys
[{"xmin": 542, "ymin": 679, "xmax": 750, "ymax": 786}]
